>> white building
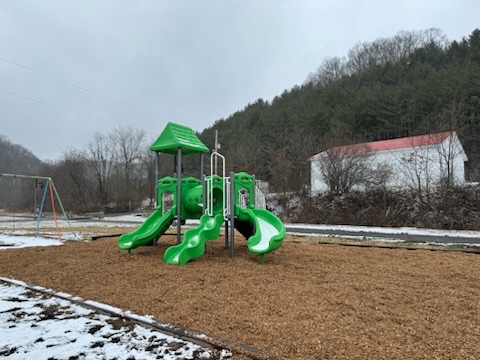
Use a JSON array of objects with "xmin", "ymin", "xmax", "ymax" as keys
[{"xmin": 309, "ymin": 131, "xmax": 468, "ymax": 195}]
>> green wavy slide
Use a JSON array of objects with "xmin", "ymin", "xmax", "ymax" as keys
[
  {"xmin": 164, "ymin": 213, "xmax": 225, "ymax": 265},
  {"xmin": 118, "ymin": 209, "xmax": 175, "ymax": 250}
]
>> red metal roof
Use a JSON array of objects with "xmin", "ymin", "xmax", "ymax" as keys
[{"xmin": 310, "ymin": 131, "xmax": 454, "ymax": 160}]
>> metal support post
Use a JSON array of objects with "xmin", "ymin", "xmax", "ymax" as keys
[
  {"xmin": 176, "ymin": 148, "xmax": 182, "ymax": 245},
  {"xmin": 230, "ymin": 172, "xmax": 235, "ymax": 257},
  {"xmin": 225, "ymin": 220, "xmax": 229, "ymax": 249},
  {"xmin": 200, "ymin": 153, "xmax": 206, "ymax": 215},
  {"xmin": 201, "ymin": 174, "xmax": 206, "ymax": 215},
  {"xmin": 153, "ymin": 156, "xmax": 159, "ymax": 249},
  {"xmin": 33, "ymin": 179, "xmax": 37, "ymax": 217},
  {"xmin": 252, "ymin": 174, "xmax": 256, "ymax": 208},
  {"xmin": 154, "ymin": 152, "xmax": 159, "ymax": 208},
  {"xmin": 200, "ymin": 153, "xmax": 204, "ymax": 181}
]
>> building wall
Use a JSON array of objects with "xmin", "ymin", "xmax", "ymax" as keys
[
  {"xmin": 310, "ymin": 160, "xmax": 328, "ymax": 194},
  {"xmin": 310, "ymin": 135, "xmax": 466, "ymax": 195}
]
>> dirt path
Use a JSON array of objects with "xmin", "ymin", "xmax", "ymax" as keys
[{"xmin": 0, "ymin": 233, "xmax": 479, "ymax": 359}]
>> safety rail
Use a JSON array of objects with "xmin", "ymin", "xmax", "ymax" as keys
[
  {"xmin": 205, "ymin": 176, "xmax": 213, "ymax": 216},
  {"xmin": 224, "ymin": 176, "xmax": 231, "ymax": 220},
  {"xmin": 238, "ymin": 183, "xmax": 266, "ymax": 210},
  {"xmin": 254, "ymin": 183, "xmax": 266, "ymax": 210},
  {"xmin": 206, "ymin": 151, "xmax": 227, "ymax": 218}
]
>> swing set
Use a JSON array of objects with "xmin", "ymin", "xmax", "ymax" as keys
[{"xmin": 0, "ymin": 173, "xmax": 73, "ymax": 241}]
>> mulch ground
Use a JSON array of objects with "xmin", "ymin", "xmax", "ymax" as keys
[{"xmin": 0, "ymin": 230, "xmax": 479, "ymax": 359}]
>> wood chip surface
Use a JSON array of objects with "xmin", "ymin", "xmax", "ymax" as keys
[{"xmin": 0, "ymin": 231, "xmax": 479, "ymax": 359}]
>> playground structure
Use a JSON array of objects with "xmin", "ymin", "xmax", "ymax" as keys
[
  {"xmin": 118, "ymin": 122, "xmax": 286, "ymax": 264},
  {"xmin": 0, "ymin": 173, "xmax": 73, "ymax": 241}
]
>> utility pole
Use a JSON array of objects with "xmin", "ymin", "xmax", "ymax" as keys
[{"xmin": 214, "ymin": 130, "xmax": 218, "ymax": 174}]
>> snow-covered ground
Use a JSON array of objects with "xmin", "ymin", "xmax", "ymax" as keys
[
  {"xmin": 0, "ymin": 221, "xmax": 231, "ymax": 359},
  {"xmin": 2, "ymin": 212, "xmax": 480, "ymax": 245},
  {"xmin": 0, "ymin": 234, "xmax": 63, "ymax": 249},
  {"xmin": 0, "ymin": 213, "xmax": 144, "ymax": 242},
  {"xmin": 0, "ymin": 214, "xmax": 141, "ymax": 230},
  {"xmin": 287, "ymin": 223, "xmax": 480, "ymax": 239},
  {"xmin": 0, "ymin": 278, "xmax": 230, "ymax": 359},
  {"xmin": 1, "ymin": 212, "xmax": 479, "ymax": 358},
  {"xmin": 0, "ymin": 280, "xmax": 229, "ymax": 359}
]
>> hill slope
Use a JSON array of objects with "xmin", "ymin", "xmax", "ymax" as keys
[
  {"xmin": 0, "ymin": 135, "xmax": 42, "ymax": 209},
  {"xmin": 199, "ymin": 28, "xmax": 480, "ymax": 191}
]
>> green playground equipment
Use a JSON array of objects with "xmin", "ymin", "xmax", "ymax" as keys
[{"xmin": 118, "ymin": 122, "xmax": 285, "ymax": 264}]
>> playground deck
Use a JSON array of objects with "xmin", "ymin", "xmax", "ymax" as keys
[{"xmin": 0, "ymin": 233, "xmax": 479, "ymax": 359}]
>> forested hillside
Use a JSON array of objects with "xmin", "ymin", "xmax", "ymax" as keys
[
  {"xmin": 0, "ymin": 135, "xmax": 42, "ymax": 209},
  {"xmin": 199, "ymin": 28, "xmax": 480, "ymax": 192},
  {"xmin": 2, "ymin": 28, "xmax": 480, "ymax": 224},
  {"xmin": 0, "ymin": 135, "xmax": 41, "ymax": 175}
]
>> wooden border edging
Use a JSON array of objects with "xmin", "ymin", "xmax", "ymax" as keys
[{"xmin": 316, "ymin": 241, "xmax": 480, "ymax": 254}]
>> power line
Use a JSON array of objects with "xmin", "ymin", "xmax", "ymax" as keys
[
  {"xmin": 0, "ymin": 55, "xmax": 164, "ymax": 118},
  {"xmin": 0, "ymin": 89, "xmax": 115, "ymax": 125}
]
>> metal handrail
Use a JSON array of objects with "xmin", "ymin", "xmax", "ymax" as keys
[
  {"xmin": 205, "ymin": 176, "xmax": 212, "ymax": 216},
  {"xmin": 207, "ymin": 151, "xmax": 228, "ymax": 218},
  {"xmin": 224, "ymin": 176, "xmax": 231, "ymax": 219}
]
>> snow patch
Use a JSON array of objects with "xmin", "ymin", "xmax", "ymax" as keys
[
  {"xmin": 0, "ymin": 280, "xmax": 231, "ymax": 359},
  {"xmin": 286, "ymin": 223, "xmax": 480, "ymax": 238},
  {"xmin": 0, "ymin": 234, "xmax": 63, "ymax": 250}
]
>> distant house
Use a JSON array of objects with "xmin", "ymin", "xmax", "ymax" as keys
[{"xmin": 309, "ymin": 131, "xmax": 468, "ymax": 195}]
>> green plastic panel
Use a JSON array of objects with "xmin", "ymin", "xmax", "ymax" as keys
[{"xmin": 150, "ymin": 122, "xmax": 209, "ymax": 154}]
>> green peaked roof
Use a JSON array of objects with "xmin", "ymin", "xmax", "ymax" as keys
[{"xmin": 150, "ymin": 122, "xmax": 209, "ymax": 154}]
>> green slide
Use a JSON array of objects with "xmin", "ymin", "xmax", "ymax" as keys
[
  {"xmin": 164, "ymin": 213, "xmax": 224, "ymax": 265},
  {"xmin": 118, "ymin": 209, "xmax": 175, "ymax": 250},
  {"xmin": 238, "ymin": 208, "xmax": 286, "ymax": 255}
]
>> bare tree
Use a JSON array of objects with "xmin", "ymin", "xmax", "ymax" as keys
[
  {"xmin": 112, "ymin": 126, "xmax": 147, "ymax": 204},
  {"xmin": 431, "ymin": 103, "xmax": 467, "ymax": 192},
  {"xmin": 307, "ymin": 56, "xmax": 348, "ymax": 86},
  {"xmin": 397, "ymin": 143, "xmax": 434, "ymax": 201},
  {"xmin": 53, "ymin": 149, "xmax": 93, "ymax": 213},
  {"xmin": 345, "ymin": 28, "xmax": 447, "ymax": 74},
  {"xmin": 270, "ymin": 127, "xmax": 318, "ymax": 195},
  {"xmin": 364, "ymin": 162, "xmax": 392, "ymax": 190},
  {"xmin": 85, "ymin": 132, "xmax": 116, "ymax": 210},
  {"xmin": 311, "ymin": 131, "xmax": 382, "ymax": 194},
  {"xmin": 22, "ymin": 127, "xmax": 155, "ymax": 213},
  {"xmin": 394, "ymin": 130, "xmax": 463, "ymax": 201},
  {"xmin": 311, "ymin": 129, "xmax": 394, "ymax": 195},
  {"xmin": 316, "ymin": 143, "xmax": 374, "ymax": 194},
  {"xmin": 139, "ymin": 147, "xmax": 157, "ymax": 208},
  {"xmin": 226, "ymin": 133, "xmax": 262, "ymax": 176},
  {"xmin": 436, "ymin": 137, "xmax": 461, "ymax": 191}
]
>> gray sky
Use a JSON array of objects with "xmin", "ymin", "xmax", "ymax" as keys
[{"xmin": 1, "ymin": 0, "xmax": 479, "ymax": 161}]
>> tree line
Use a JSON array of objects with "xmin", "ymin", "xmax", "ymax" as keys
[
  {"xmin": 199, "ymin": 28, "xmax": 480, "ymax": 193},
  {"xmin": 1, "ymin": 128, "xmax": 151, "ymax": 214},
  {"xmin": 2, "ymin": 27, "xmax": 479, "ymax": 216},
  {"xmin": 0, "ymin": 135, "xmax": 42, "ymax": 211},
  {"xmin": 0, "ymin": 126, "xmax": 209, "ymax": 214}
]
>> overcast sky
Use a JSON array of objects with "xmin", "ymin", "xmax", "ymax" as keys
[{"xmin": 1, "ymin": 1, "xmax": 479, "ymax": 162}]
